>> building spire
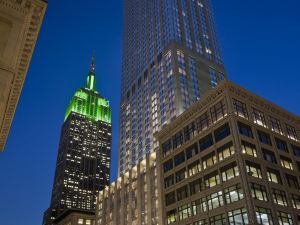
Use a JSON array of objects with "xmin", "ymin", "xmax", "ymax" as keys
[
  {"xmin": 90, "ymin": 54, "xmax": 96, "ymax": 73},
  {"xmin": 87, "ymin": 55, "xmax": 96, "ymax": 91}
]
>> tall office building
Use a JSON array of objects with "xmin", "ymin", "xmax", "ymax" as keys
[
  {"xmin": 43, "ymin": 59, "xmax": 112, "ymax": 225},
  {"xmin": 0, "ymin": 0, "xmax": 47, "ymax": 151},
  {"xmin": 119, "ymin": 0, "xmax": 227, "ymax": 174}
]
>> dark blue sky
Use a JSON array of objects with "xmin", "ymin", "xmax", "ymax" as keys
[{"xmin": 0, "ymin": 1, "xmax": 300, "ymax": 225}]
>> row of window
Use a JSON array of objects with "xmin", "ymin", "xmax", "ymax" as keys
[
  {"xmin": 163, "ymin": 123, "xmax": 231, "ymax": 173},
  {"xmin": 238, "ymin": 121, "xmax": 300, "ymax": 157},
  {"xmin": 168, "ymin": 205, "xmax": 296, "ymax": 225},
  {"xmin": 233, "ymin": 98, "xmax": 299, "ymax": 142},
  {"xmin": 162, "ymin": 100, "xmax": 228, "ymax": 156}
]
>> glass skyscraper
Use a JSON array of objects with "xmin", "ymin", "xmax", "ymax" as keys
[
  {"xmin": 43, "ymin": 59, "xmax": 112, "ymax": 225},
  {"xmin": 119, "ymin": 0, "xmax": 227, "ymax": 174}
]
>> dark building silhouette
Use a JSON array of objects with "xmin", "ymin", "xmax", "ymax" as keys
[{"xmin": 43, "ymin": 58, "xmax": 112, "ymax": 225}]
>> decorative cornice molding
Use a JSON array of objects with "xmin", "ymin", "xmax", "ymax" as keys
[{"xmin": 0, "ymin": 0, "xmax": 47, "ymax": 151}]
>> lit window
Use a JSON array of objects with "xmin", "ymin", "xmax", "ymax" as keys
[
  {"xmin": 202, "ymin": 152, "xmax": 217, "ymax": 169},
  {"xmin": 233, "ymin": 99, "xmax": 248, "ymax": 119},
  {"xmin": 86, "ymin": 220, "xmax": 91, "ymax": 225},
  {"xmin": 166, "ymin": 209, "xmax": 176, "ymax": 224},
  {"xmin": 210, "ymin": 100, "xmax": 227, "ymax": 123},
  {"xmin": 253, "ymin": 108, "xmax": 267, "ymax": 127},
  {"xmin": 178, "ymin": 204, "xmax": 192, "ymax": 220},
  {"xmin": 280, "ymin": 156, "xmax": 293, "ymax": 170},
  {"xmin": 277, "ymin": 212, "xmax": 293, "ymax": 225},
  {"xmin": 78, "ymin": 219, "xmax": 84, "ymax": 224},
  {"xmin": 228, "ymin": 208, "xmax": 248, "ymax": 225},
  {"xmin": 207, "ymin": 191, "xmax": 224, "ymax": 210},
  {"xmin": 292, "ymin": 194, "xmax": 300, "ymax": 209},
  {"xmin": 224, "ymin": 184, "xmax": 244, "ymax": 204},
  {"xmin": 242, "ymin": 141, "xmax": 257, "ymax": 157},
  {"xmin": 267, "ymin": 169, "xmax": 281, "ymax": 184},
  {"xmin": 218, "ymin": 142, "xmax": 235, "ymax": 161},
  {"xmin": 270, "ymin": 117, "xmax": 283, "ymax": 134},
  {"xmin": 246, "ymin": 161, "xmax": 263, "ymax": 179},
  {"xmin": 255, "ymin": 207, "xmax": 273, "ymax": 225},
  {"xmin": 272, "ymin": 189, "xmax": 288, "ymax": 206},
  {"xmin": 286, "ymin": 124, "xmax": 298, "ymax": 141},
  {"xmin": 204, "ymin": 172, "xmax": 220, "ymax": 188},
  {"xmin": 251, "ymin": 183, "xmax": 268, "ymax": 201},
  {"xmin": 221, "ymin": 163, "xmax": 239, "ymax": 182}
]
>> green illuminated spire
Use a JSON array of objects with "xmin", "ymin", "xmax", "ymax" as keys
[{"xmin": 64, "ymin": 57, "xmax": 112, "ymax": 124}]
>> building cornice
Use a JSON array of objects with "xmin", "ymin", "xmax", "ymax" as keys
[{"xmin": 0, "ymin": 0, "xmax": 47, "ymax": 151}]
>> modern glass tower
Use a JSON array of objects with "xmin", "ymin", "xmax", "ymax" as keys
[
  {"xmin": 43, "ymin": 58, "xmax": 112, "ymax": 225},
  {"xmin": 119, "ymin": 0, "xmax": 227, "ymax": 174}
]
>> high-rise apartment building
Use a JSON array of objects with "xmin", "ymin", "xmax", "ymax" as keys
[
  {"xmin": 119, "ymin": 0, "xmax": 227, "ymax": 174},
  {"xmin": 0, "ymin": 0, "xmax": 47, "ymax": 151},
  {"xmin": 43, "ymin": 59, "xmax": 112, "ymax": 225},
  {"xmin": 156, "ymin": 81, "xmax": 300, "ymax": 225}
]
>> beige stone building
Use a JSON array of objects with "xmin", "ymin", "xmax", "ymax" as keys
[
  {"xmin": 0, "ymin": 0, "xmax": 47, "ymax": 151},
  {"xmin": 156, "ymin": 81, "xmax": 300, "ymax": 225},
  {"xmin": 54, "ymin": 209, "xmax": 95, "ymax": 225},
  {"xmin": 95, "ymin": 152, "xmax": 162, "ymax": 225}
]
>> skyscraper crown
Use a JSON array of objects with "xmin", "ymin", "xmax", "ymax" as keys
[{"xmin": 64, "ymin": 57, "xmax": 111, "ymax": 123}]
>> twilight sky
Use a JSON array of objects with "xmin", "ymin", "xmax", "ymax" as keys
[{"xmin": 0, "ymin": 1, "xmax": 300, "ymax": 225}]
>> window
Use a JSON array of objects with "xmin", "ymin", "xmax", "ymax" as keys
[
  {"xmin": 209, "ymin": 214, "xmax": 226, "ymax": 225},
  {"xmin": 192, "ymin": 198, "xmax": 207, "ymax": 215},
  {"xmin": 218, "ymin": 142, "xmax": 235, "ymax": 161},
  {"xmin": 214, "ymin": 123, "xmax": 231, "ymax": 142},
  {"xmin": 175, "ymin": 168, "xmax": 186, "ymax": 183},
  {"xmin": 192, "ymin": 219, "xmax": 208, "ymax": 225},
  {"xmin": 257, "ymin": 130, "xmax": 272, "ymax": 146},
  {"xmin": 221, "ymin": 163, "xmax": 240, "ymax": 182},
  {"xmin": 233, "ymin": 99, "xmax": 248, "ymax": 119},
  {"xmin": 184, "ymin": 122, "xmax": 197, "ymax": 142},
  {"xmin": 292, "ymin": 194, "xmax": 300, "ymax": 209},
  {"xmin": 277, "ymin": 212, "xmax": 293, "ymax": 225},
  {"xmin": 202, "ymin": 152, "xmax": 217, "ymax": 169},
  {"xmin": 275, "ymin": 138, "xmax": 288, "ymax": 153},
  {"xmin": 199, "ymin": 134, "xmax": 214, "ymax": 151},
  {"xmin": 210, "ymin": 100, "xmax": 227, "ymax": 123},
  {"xmin": 186, "ymin": 144, "xmax": 199, "ymax": 160},
  {"xmin": 86, "ymin": 220, "xmax": 91, "ymax": 225},
  {"xmin": 166, "ymin": 192, "xmax": 176, "ymax": 206},
  {"xmin": 162, "ymin": 139, "xmax": 172, "ymax": 156},
  {"xmin": 173, "ymin": 131, "xmax": 183, "ymax": 149},
  {"xmin": 263, "ymin": 149, "xmax": 277, "ymax": 164},
  {"xmin": 190, "ymin": 178, "xmax": 202, "ymax": 195},
  {"xmin": 164, "ymin": 159, "xmax": 173, "ymax": 173},
  {"xmin": 78, "ymin": 219, "xmax": 84, "ymax": 224},
  {"xmin": 272, "ymin": 189, "xmax": 288, "ymax": 206},
  {"xmin": 174, "ymin": 151, "xmax": 185, "ymax": 167},
  {"xmin": 167, "ymin": 209, "xmax": 177, "ymax": 224},
  {"xmin": 242, "ymin": 141, "xmax": 257, "ymax": 157},
  {"xmin": 204, "ymin": 172, "xmax": 220, "ymax": 188},
  {"xmin": 280, "ymin": 156, "xmax": 293, "ymax": 170},
  {"xmin": 256, "ymin": 207, "xmax": 273, "ymax": 225},
  {"xmin": 207, "ymin": 191, "xmax": 224, "ymax": 210},
  {"xmin": 286, "ymin": 174, "xmax": 299, "ymax": 189},
  {"xmin": 267, "ymin": 169, "xmax": 281, "ymax": 184},
  {"xmin": 224, "ymin": 184, "xmax": 244, "ymax": 204},
  {"xmin": 177, "ymin": 185, "xmax": 189, "ymax": 201},
  {"xmin": 238, "ymin": 122, "xmax": 253, "ymax": 138},
  {"xmin": 164, "ymin": 175, "xmax": 174, "ymax": 188},
  {"xmin": 251, "ymin": 183, "xmax": 268, "ymax": 201},
  {"xmin": 253, "ymin": 108, "xmax": 267, "ymax": 127},
  {"xmin": 292, "ymin": 145, "xmax": 300, "ymax": 157},
  {"xmin": 286, "ymin": 124, "xmax": 298, "ymax": 141},
  {"xmin": 228, "ymin": 208, "xmax": 249, "ymax": 225},
  {"xmin": 178, "ymin": 204, "xmax": 192, "ymax": 220},
  {"xmin": 246, "ymin": 161, "xmax": 263, "ymax": 179},
  {"xmin": 188, "ymin": 160, "xmax": 201, "ymax": 177},
  {"xmin": 270, "ymin": 117, "xmax": 283, "ymax": 134},
  {"xmin": 196, "ymin": 112, "xmax": 211, "ymax": 132}
]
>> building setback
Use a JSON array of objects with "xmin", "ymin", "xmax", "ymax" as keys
[
  {"xmin": 0, "ymin": 0, "xmax": 47, "ymax": 151},
  {"xmin": 96, "ymin": 152, "xmax": 162, "ymax": 225},
  {"xmin": 43, "ymin": 59, "xmax": 112, "ymax": 225},
  {"xmin": 119, "ymin": 0, "xmax": 227, "ymax": 175},
  {"xmin": 156, "ymin": 81, "xmax": 300, "ymax": 225}
]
